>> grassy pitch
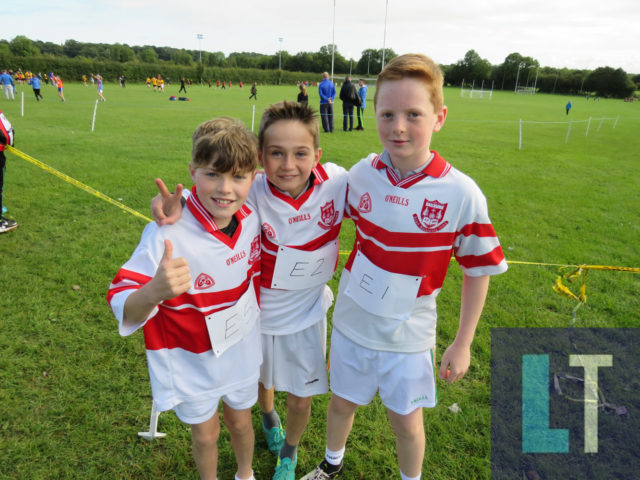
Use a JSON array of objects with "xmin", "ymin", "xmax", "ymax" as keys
[{"xmin": 0, "ymin": 81, "xmax": 638, "ymax": 479}]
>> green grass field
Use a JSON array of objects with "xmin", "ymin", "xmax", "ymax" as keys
[{"xmin": 0, "ymin": 81, "xmax": 638, "ymax": 480}]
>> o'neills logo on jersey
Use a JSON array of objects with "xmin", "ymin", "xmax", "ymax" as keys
[
  {"xmin": 194, "ymin": 273, "xmax": 215, "ymax": 290},
  {"xmin": 385, "ymin": 194, "xmax": 409, "ymax": 206},
  {"xmin": 288, "ymin": 213, "xmax": 311, "ymax": 224},
  {"xmin": 262, "ymin": 222, "xmax": 276, "ymax": 239},
  {"xmin": 358, "ymin": 193, "xmax": 372, "ymax": 213},
  {"xmin": 318, "ymin": 200, "xmax": 340, "ymax": 230},
  {"xmin": 413, "ymin": 198, "xmax": 449, "ymax": 232},
  {"xmin": 226, "ymin": 250, "xmax": 246, "ymax": 266},
  {"xmin": 248, "ymin": 235, "xmax": 260, "ymax": 265}
]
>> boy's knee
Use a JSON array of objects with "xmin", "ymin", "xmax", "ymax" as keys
[
  {"xmin": 329, "ymin": 394, "xmax": 359, "ymax": 416},
  {"xmin": 192, "ymin": 423, "xmax": 220, "ymax": 450},
  {"xmin": 287, "ymin": 394, "xmax": 312, "ymax": 413},
  {"xmin": 225, "ymin": 414, "xmax": 253, "ymax": 436}
]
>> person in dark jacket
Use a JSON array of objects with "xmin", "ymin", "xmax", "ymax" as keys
[{"xmin": 339, "ymin": 76, "xmax": 358, "ymax": 132}]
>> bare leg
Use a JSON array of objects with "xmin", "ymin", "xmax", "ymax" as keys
[
  {"xmin": 284, "ymin": 393, "xmax": 312, "ymax": 446},
  {"xmin": 223, "ymin": 403, "xmax": 255, "ymax": 479},
  {"xmin": 191, "ymin": 412, "xmax": 221, "ymax": 480},
  {"xmin": 326, "ymin": 394, "xmax": 358, "ymax": 451},
  {"xmin": 387, "ymin": 407, "xmax": 425, "ymax": 477},
  {"xmin": 258, "ymin": 382, "xmax": 274, "ymax": 414}
]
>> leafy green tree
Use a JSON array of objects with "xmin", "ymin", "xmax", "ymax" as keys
[
  {"xmin": 204, "ymin": 51, "xmax": 226, "ymax": 67},
  {"xmin": 630, "ymin": 74, "xmax": 640, "ymax": 90},
  {"xmin": 585, "ymin": 67, "xmax": 635, "ymax": 98},
  {"xmin": 355, "ymin": 48, "xmax": 395, "ymax": 75},
  {"xmin": 447, "ymin": 49, "xmax": 492, "ymax": 86},
  {"xmin": 9, "ymin": 35, "xmax": 40, "ymax": 57},
  {"xmin": 139, "ymin": 47, "xmax": 158, "ymax": 63},
  {"xmin": 172, "ymin": 50, "xmax": 193, "ymax": 66}
]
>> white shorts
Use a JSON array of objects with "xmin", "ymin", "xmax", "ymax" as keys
[
  {"xmin": 173, "ymin": 381, "xmax": 258, "ymax": 425},
  {"xmin": 260, "ymin": 320, "xmax": 329, "ymax": 397},
  {"xmin": 329, "ymin": 329, "xmax": 437, "ymax": 415}
]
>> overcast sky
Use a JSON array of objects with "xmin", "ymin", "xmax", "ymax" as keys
[{"xmin": 4, "ymin": 0, "xmax": 640, "ymax": 73}]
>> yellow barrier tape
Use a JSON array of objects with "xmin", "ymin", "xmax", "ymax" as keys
[{"xmin": 6, "ymin": 145, "xmax": 152, "ymax": 223}]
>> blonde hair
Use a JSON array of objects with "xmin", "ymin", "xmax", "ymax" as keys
[
  {"xmin": 191, "ymin": 119, "xmax": 258, "ymax": 174},
  {"xmin": 258, "ymin": 101, "xmax": 320, "ymax": 150},
  {"xmin": 374, "ymin": 53, "xmax": 444, "ymax": 112}
]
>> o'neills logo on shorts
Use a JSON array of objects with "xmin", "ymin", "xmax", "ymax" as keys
[
  {"xmin": 413, "ymin": 198, "xmax": 449, "ymax": 232},
  {"xmin": 318, "ymin": 200, "xmax": 339, "ymax": 230}
]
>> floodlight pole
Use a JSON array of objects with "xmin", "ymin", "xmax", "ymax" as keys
[
  {"xmin": 331, "ymin": 0, "xmax": 336, "ymax": 80},
  {"xmin": 278, "ymin": 37, "xmax": 283, "ymax": 70},
  {"xmin": 381, "ymin": 0, "xmax": 389, "ymax": 70},
  {"xmin": 514, "ymin": 62, "xmax": 525, "ymax": 92},
  {"xmin": 196, "ymin": 33, "xmax": 204, "ymax": 63},
  {"xmin": 533, "ymin": 66, "xmax": 539, "ymax": 92},
  {"xmin": 552, "ymin": 70, "xmax": 559, "ymax": 94}
]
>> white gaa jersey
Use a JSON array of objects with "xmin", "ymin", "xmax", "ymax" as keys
[
  {"xmin": 333, "ymin": 151, "xmax": 508, "ymax": 353},
  {"xmin": 249, "ymin": 162, "xmax": 348, "ymax": 335},
  {"xmin": 107, "ymin": 188, "xmax": 262, "ymax": 412}
]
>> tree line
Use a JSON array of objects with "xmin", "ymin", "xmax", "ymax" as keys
[{"xmin": 2, "ymin": 36, "xmax": 638, "ymax": 98}]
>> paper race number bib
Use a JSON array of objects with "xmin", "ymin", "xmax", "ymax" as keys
[
  {"xmin": 205, "ymin": 285, "xmax": 260, "ymax": 357},
  {"xmin": 344, "ymin": 251, "xmax": 421, "ymax": 320},
  {"xmin": 271, "ymin": 240, "xmax": 339, "ymax": 290}
]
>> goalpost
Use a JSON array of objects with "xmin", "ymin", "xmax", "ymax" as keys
[
  {"xmin": 518, "ymin": 115, "xmax": 620, "ymax": 150},
  {"xmin": 516, "ymin": 86, "xmax": 536, "ymax": 95},
  {"xmin": 460, "ymin": 79, "xmax": 494, "ymax": 99}
]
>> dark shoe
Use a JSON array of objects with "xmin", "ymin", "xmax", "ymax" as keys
[
  {"xmin": 300, "ymin": 459, "xmax": 343, "ymax": 479},
  {"xmin": 0, "ymin": 217, "xmax": 18, "ymax": 233}
]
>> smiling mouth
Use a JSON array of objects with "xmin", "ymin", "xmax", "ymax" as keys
[{"xmin": 213, "ymin": 198, "xmax": 234, "ymax": 205}]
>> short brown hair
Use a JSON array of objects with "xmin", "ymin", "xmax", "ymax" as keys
[
  {"xmin": 191, "ymin": 120, "xmax": 258, "ymax": 174},
  {"xmin": 258, "ymin": 101, "xmax": 320, "ymax": 151},
  {"xmin": 192, "ymin": 116, "xmax": 243, "ymax": 146},
  {"xmin": 374, "ymin": 54, "xmax": 444, "ymax": 112}
]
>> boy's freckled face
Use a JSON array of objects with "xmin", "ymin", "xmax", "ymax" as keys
[
  {"xmin": 189, "ymin": 155, "xmax": 255, "ymax": 229},
  {"xmin": 375, "ymin": 77, "xmax": 447, "ymax": 172},
  {"xmin": 259, "ymin": 120, "xmax": 322, "ymax": 198}
]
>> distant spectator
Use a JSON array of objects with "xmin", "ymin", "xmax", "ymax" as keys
[
  {"xmin": 179, "ymin": 77, "xmax": 187, "ymax": 94},
  {"xmin": 318, "ymin": 72, "xmax": 336, "ymax": 133},
  {"xmin": 566, "ymin": 100, "xmax": 572, "ymax": 115},
  {"xmin": 355, "ymin": 79, "xmax": 368, "ymax": 130},
  {"xmin": 297, "ymin": 84, "xmax": 308, "ymax": 105},
  {"xmin": 249, "ymin": 82, "xmax": 257, "ymax": 99},
  {"xmin": 339, "ymin": 76, "xmax": 358, "ymax": 132},
  {"xmin": 0, "ymin": 71, "xmax": 15, "ymax": 101},
  {"xmin": 28, "ymin": 74, "xmax": 43, "ymax": 101}
]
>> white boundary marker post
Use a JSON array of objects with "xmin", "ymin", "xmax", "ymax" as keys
[
  {"xmin": 565, "ymin": 119, "xmax": 572, "ymax": 144},
  {"xmin": 585, "ymin": 117, "xmax": 592, "ymax": 137},
  {"xmin": 91, "ymin": 100, "xmax": 98, "ymax": 132},
  {"xmin": 460, "ymin": 79, "xmax": 464, "ymax": 97},
  {"xmin": 138, "ymin": 400, "xmax": 167, "ymax": 441},
  {"xmin": 597, "ymin": 117, "xmax": 604, "ymax": 132},
  {"xmin": 613, "ymin": 115, "xmax": 619, "ymax": 128},
  {"xmin": 21, "ymin": 91, "xmax": 24, "ymax": 117},
  {"xmin": 251, "ymin": 104, "xmax": 256, "ymax": 132},
  {"xmin": 519, "ymin": 119, "xmax": 523, "ymax": 150}
]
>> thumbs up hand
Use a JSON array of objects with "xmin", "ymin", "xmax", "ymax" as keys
[{"xmin": 149, "ymin": 239, "xmax": 192, "ymax": 301}]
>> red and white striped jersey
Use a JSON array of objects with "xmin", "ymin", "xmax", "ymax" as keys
[
  {"xmin": 106, "ymin": 190, "xmax": 262, "ymax": 412},
  {"xmin": 333, "ymin": 150, "xmax": 508, "ymax": 353},
  {"xmin": 249, "ymin": 162, "xmax": 348, "ymax": 335}
]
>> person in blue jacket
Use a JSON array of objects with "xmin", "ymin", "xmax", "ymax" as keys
[
  {"xmin": 318, "ymin": 72, "xmax": 336, "ymax": 133},
  {"xmin": 0, "ymin": 71, "xmax": 15, "ymax": 101},
  {"xmin": 565, "ymin": 100, "xmax": 572, "ymax": 115},
  {"xmin": 29, "ymin": 75, "xmax": 43, "ymax": 101},
  {"xmin": 355, "ymin": 79, "xmax": 368, "ymax": 130}
]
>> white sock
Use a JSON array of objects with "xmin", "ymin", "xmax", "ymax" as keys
[
  {"xmin": 235, "ymin": 472, "xmax": 255, "ymax": 480},
  {"xmin": 400, "ymin": 471, "xmax": 421, "ymax": 480},
  {"xmin": 325, "ymin": 446, "xmax": 345, "ymax": 465}
]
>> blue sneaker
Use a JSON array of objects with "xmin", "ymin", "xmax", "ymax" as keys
[
  {"xmin": 273, "ymin": 455, "xmax": 297, "ymax": 480},
  {"xmin": 262, "ymin": 411, "xmax": 285, "ymax": 454}
]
